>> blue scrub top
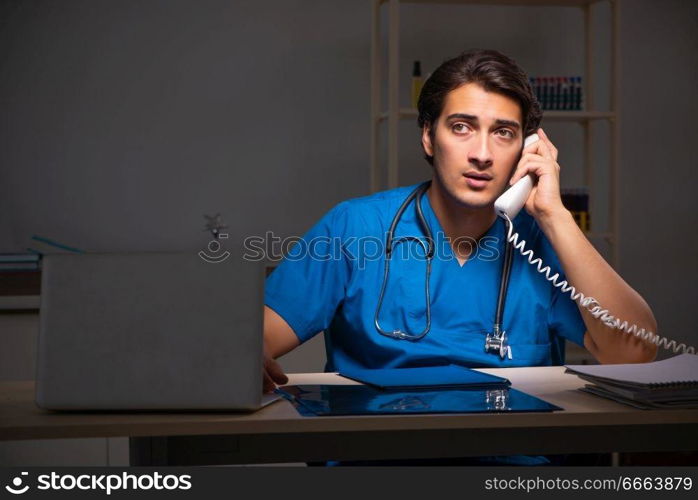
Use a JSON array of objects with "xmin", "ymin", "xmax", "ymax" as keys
[{"xmin": 265, "ymin": 183, "xmax": 587, "ymax": 373}]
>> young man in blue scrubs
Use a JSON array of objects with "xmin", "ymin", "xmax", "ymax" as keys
[{"xmin": 262, "ymin": 49, "xmax": 658, "ymax": 400}]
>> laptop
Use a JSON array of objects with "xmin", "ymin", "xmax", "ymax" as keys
[{"xmin": 36, "ymin": 252, "xmax": 277, "ymax": 411}]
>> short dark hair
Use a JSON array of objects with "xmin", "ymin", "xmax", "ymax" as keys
[{"xmin": 417, "ymin": 49, "xmax": 542, "ymax": 165}]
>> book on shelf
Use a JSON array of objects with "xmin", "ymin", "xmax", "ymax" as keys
[
  {"xmin": 0, "ymin": 262, "xmax": 39, "ymax": 271},
  {"xmin": 0, "ymin": 253, "xmax": 41, "ymax": 271},
  {"xmin": 0, "ymin": 253, "xmax": 40, "ymax": 263}
]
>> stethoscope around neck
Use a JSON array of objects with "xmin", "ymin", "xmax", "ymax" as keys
[{"xmin": 373, "ymin": 180, "xmax": 515, "ymax": 359}]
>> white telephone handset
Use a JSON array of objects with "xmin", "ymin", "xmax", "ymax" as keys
[
  {"xmin": 494, "ymin": 133, "xmax": 539, "ymax": 220},
  {"xmin": 494, "ymin": 132, "xmax": 694, "ymax": 355}
]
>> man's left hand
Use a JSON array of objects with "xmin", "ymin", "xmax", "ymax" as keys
[{"xmin": 508, "ymin": 127, "xmax": 568, "ymax": 222}]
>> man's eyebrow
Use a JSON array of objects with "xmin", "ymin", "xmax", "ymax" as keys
[{"xmin": 445, "ymin": 113, "xmax": 521, "ymax": 130}]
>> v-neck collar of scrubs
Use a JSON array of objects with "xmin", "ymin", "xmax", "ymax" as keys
[{"xmin": 419, "ymin": 188, "xmax": 505, "ymax": 268}]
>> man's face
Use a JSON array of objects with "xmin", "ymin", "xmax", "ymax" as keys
[{"xmin": 422, "ymin": 82, "xmax": 524, "ymax": 209}]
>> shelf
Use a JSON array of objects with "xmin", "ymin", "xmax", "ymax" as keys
[
  {"xmin": 0, "ymin": 270, "xmax": 41, "ymax": 296},
  {"xmin": 400, "ymin": 0, "xmax": 602, "ymax": 6},
  {"xmin": 564, "ymin": 340, "xmax": 596, "ymax": 364},
  {"xmin": 377, "ymin": 108, "xmax": 615, "ymax": 122},
  {"xmin": 370, "ymin": 0, "xmax": 620, "ymax": 265},
  {"xmin": 0, "ymin": 296, "xmax": 40, "ymax": 311},
  {"xmin": 585, "ymin": 232, "xmax": 613, "ymax": 241},
  {"xmin": 542, "ymin": 110, "xmax": 615, "ymax": 122}
]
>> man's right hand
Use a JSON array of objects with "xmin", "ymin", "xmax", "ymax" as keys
[
  {"xmin": 263, "ymin": 353, "xmax": 288, "ymax": 393},
  {"xmin": 262, "ymin": 306, "xmax": 298, "ymax": 393}
]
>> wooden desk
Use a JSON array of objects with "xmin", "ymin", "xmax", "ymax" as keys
[{"xmin": 1, "ymin": 367, "xmax": 696, "ymax": 465}]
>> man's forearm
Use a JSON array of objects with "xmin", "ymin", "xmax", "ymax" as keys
[
  {"xmin": 264, "ymin": 306, "xmax": 301, "ymax": 358},
  {"xmin": 536, "ymin": 209, "xmax": 658, "ymax": 364}
]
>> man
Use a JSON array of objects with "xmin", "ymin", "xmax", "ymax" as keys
[{"xmin": 262, "ymin": 49, "xmax": 658, "ymax": 393}]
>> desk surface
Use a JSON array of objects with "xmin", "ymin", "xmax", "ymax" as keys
[
  {"xmin": 2, "ymin": 366, "xmax": 696, "ymax": 442},
  {"xmin": 3, "ymin": 367, "xmax": 697, "ymax": 464}
]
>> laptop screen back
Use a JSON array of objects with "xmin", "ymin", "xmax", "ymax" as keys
[{"xmin": 36, "ymin": 252, "xmax": 264, "ymax": 410}]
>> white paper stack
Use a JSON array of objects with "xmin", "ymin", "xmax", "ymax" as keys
[{"xmin": 565, "ymin": 354, "xmax": 698, "ymax": 409}]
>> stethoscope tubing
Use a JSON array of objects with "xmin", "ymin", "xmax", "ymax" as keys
[
  {"xmin": 374, "ymin": 181, "xmax": 433, "ymax": 340},
  {"xmin": 374, "ymin": 180, "xmax": 513, "ymax": 343}
]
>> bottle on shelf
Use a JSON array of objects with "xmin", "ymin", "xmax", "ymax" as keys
[
  {"xmin": 411, "ymin": 61, "xmax": 423, "ymax": 109},
  {"xmin": 561, "ymin": 187, "xmax": 590, "ymax": 232}
]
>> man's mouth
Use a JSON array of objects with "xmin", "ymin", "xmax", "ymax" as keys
[{"xmin": 463, "ymin": 172, "xmax": 492, "ymax": 189}]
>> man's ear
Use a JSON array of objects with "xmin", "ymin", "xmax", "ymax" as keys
[{"xmin": 421, "ymin": 124, "xmax": 434, "ymax": 157}]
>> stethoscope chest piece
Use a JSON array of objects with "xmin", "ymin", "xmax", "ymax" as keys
[{"xmin": 485, "ymin": 326, "xmax": 513, "ymax": 360}]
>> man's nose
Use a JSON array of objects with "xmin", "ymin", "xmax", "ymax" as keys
[{"xmin": 468, "ymin": 134, "xmax": 493, "ymax": 168}]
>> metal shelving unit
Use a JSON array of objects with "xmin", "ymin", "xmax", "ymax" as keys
[{"xmin": 370, "ymin": 0, "xmax": 620, "ymax": 266}]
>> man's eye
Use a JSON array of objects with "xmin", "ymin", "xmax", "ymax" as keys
[
  {"xmin": 496, "ymin": 129, "xmax": 514, "ymax": 138},
  {"xmin": 452, "ymin": 123, "xmax": 469, "ymax": 134}
]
